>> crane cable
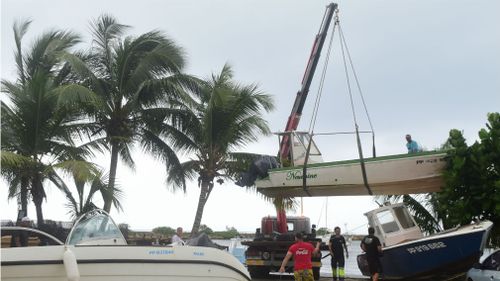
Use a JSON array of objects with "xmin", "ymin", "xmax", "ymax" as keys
[
  {"xmin": 338, "ymin": 21, "xmax": 373, "ymax": 196},
  {"xmin": 302, "ymin": 9, "xmax": 376, "ymax": 197},
  {"xmin": 302, "ymin": 9, "xmax": 339, "ymax": 196}
]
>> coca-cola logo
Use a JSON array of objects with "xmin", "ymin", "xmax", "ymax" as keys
[{"xmin": 295, "ymin": 249, "xmax": 309, "ymax": 255}]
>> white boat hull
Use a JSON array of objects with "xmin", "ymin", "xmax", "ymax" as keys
[
  {"xmin": 1, "ymin": 245, "xmax": 251, "ymax": 281},
  {"xmin": 256, "ymin": 152, "xmax": 446, "ymax": 197}
]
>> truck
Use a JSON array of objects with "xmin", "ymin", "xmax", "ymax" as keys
[
  {"xmin": 242, "ymin": 216, "xmax": 322, "ymax": 279},
  {"xmin": 239, "ymin": 3, "xmax": 338, "ymax": 280}
]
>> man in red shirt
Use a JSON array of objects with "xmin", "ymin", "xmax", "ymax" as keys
[{"xmin": 279, "ymin": 232, "xmax": 321, "ymax": 281}]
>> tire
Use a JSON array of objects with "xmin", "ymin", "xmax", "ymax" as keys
[
  {"xmin": 247, "ymin": 266, "xmax": 269, "ymax": 279},
  {"xmin": 313, "ymin": 267, "xmax": 320, "ymax": 280}
]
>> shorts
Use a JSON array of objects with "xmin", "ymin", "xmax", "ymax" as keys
[
  {"xmin": 331, "ymin": 254, "xmax": 345, "ymax": 267},
  {"xmin": 367, "ymin": 257, "xmax": 382, "ymax": 274},
  {"xmin": 293, "ymin": 268, "xmax": 314, "ymax": 281}
]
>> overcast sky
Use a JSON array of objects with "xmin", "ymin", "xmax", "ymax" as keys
[{"xmin": 1, "ymin": 0, "xmax": 499, "ymax": 234}]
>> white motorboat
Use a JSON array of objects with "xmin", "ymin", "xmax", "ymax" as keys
[
  {"xmin": 256, "ymin": 149, "xmax": 446, "ymax": 197},
  {"xmin": 1, "ymin": 210, "xmax": 251, "ymax": 281}
]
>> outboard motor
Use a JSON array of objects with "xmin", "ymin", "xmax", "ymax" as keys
[{"xmin": 235, "ymin": 155, "xmax": 278, "ymax": 187}]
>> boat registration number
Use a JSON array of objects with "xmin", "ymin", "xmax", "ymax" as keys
[{"xmin": 406, "ymin": 242, "xmax": 446, "ymax": 254}]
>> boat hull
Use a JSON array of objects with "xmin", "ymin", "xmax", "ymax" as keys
[
  {"xmin": 357, "ymin": 221, "xmax": 493, "ymax": 280},
  {"xmin": 256, "ymin": 152, "xmax": 446, "ymax": 197},
  {"xmin": 1, "ymin": 245, "xmax": 251, "ymax": 281}
]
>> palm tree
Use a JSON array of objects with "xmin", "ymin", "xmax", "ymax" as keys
[
  {"xmin": 62, "ymin": 15, "xmax": 200, "ymax": 213},
  {"xmin": 1, "ymin": 19, "xmax": 88, "ymax": 223},
  {"xmin": 52, "ymin": 162, "xmax": 123, "ymax": 218},
  {"xmin": 166, "ymin": 64, "xmax": 274, "ymax": 236}
]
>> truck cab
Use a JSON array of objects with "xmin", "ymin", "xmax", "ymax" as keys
[{"xmin": 242, "ymin": 216, "xmax": 322, "ymax": 280}]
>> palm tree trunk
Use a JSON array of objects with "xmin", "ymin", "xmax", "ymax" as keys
[
  {"xmin": 31, "ymin": 176, "xmax": 44, "ymax": 226},
  {"xmin": 34, "ymin": 199, "xmax": 44, "ymax": 227},
  {"xmin": 18, "ymin": 177, "xmax": 29, "ymax": 221},
  {"xmin": 103, "ymin": 143, "xmax": 119, "ymax": 213},
  {"xmin": 190, "ymin": 181, "xmax": 210, "ymax": 237}
]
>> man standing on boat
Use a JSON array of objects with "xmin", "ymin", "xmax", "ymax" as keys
[
  {"xmin": 171, "ymin": 227, "xmax": 185, "ymax": 245},
  {"xmin": 279, "ymin": 232, "xmax": 321, "ymax": 281},
  {"xmin": 405, "ymin": 134, "xmax": 420, "ymax": 153},
  {"xmin": 361, "ymin": 227, "xmax": 383, "ymax": 281},
  {"xmin": 329, "ymin": 226, "xmax": 349, "ymax": 281}
]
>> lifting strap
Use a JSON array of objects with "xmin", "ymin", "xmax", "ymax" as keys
[{"xmin": 338, "ymin": 20, "xmax": 374, "ymax": 195}]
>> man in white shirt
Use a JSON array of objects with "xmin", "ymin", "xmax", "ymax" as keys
[{"xmin": 171, "ymin": 227, "xmax": 185, "ymax": 245}]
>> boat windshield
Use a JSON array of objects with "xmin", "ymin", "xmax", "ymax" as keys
[
  {"xmin": 66, "ymin": 210, "xmax": 127, "ymax": 246},
  {"xmin": 393, "ymin": 206, "xmax": 416, "ymax": 229},
  {"xmin": 376, "ymin": 210, "xmax": 400, "ymax": 234}
]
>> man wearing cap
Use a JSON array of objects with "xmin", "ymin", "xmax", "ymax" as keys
[{"xmin": 279, "ymin": 233, "xmax": 321, "ymax": 281}]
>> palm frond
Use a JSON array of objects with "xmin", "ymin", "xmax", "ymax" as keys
[
  {"xmin": 118, "ymin": 144, "xmax": 135, "ymax": 170},
  {"xmin": 1, "ymin": 151, "xmax": 35, "ymax": 170},
  {"xmin": 120, "ymin": 31, "xmax": 186, "ymax": 96},
  {"xmin": 98, "ymin": 178, "xmax": 124, "ymax": 213},
  {"xmin": 166, "ymin": 160, "xmax": 199, "ymax": 193},
  {"xmin": 140, "ymin": 129, "xmax": 184, "ymax": 175},
  {"xmin": 13, "ymin": 19, "xmax": 32, "ymax": 84},
  {"xmin": 271, "ymin": 197, "xmax": 298, "ymax": 212},
  {"xmin": 52, "ymin": 84, "xmax": 100, "ymax": 109},
  {"xmin": 45, "ymin": 168, "xmax": 79, "ymax": 213},
  {"xmin": 90, "ymin": 14, "xmax": 129, "ymax": 52},
  {"xmin": 51, "ymin": 160, "xmax": 100, "ymax": 183},
  {"xmin": 25, "ymin": 29, "xmax": 80, "ymax": 78}
]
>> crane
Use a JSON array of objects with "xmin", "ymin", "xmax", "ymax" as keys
[
  {"xmin": 275, "ymin": 3, "xmax": 338, "ymax": 233},
  {"xmin": 279, "ymin": 2, "xmax": 337, "ymax": 161}
]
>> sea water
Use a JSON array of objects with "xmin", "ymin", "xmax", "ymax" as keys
[{"xmin": 320, "ymin": 240, "xmax": 364, "ymax": 278}]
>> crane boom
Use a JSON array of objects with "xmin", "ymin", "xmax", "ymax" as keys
[
  {"xmin": 275, "ymin": 3, "xmax": 338, "ymax": 234},
  {"xmin": 279, "ymin": 3, "xmax": 338, "ymax": 160}
]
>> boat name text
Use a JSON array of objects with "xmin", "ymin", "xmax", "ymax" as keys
[
  {"xmin": 286, "ymin": 170, "xmax": 318, "ymax": 181},
  {"xmin": 416, "ymin": 158, "xmax": 445, "ymax": 165},
  {"xmin": 406, "ymin": 242, "xmax": 446, "ymax": 254}
]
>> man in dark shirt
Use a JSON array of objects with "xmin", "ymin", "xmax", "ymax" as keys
[
  {"xmin": 361, "ymin": 227, "xmax": 382, "ymax": 281},
  {"xmin": 328, "ymin": 226, "xmax": 349, "ymax": 281}
]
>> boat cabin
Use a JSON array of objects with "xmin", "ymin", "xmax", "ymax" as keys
[
  {"xmin": 364, "ymin": 203, "xmax": 423, "ymax": 247},
  {"xmin": 277, "ymin": 131, "xmax": 324, "ymax": 167}
]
